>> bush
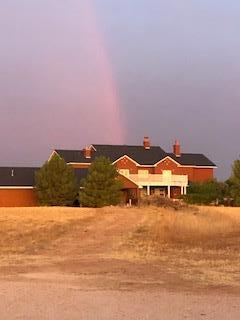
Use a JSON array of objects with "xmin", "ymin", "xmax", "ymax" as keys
[
  {"xmin": 139, "ymin": 195, "xmax": 188, "ymax": 210},
  {"xmin": 184, "ymin": 180, "xmax": 226, "ymax": 205}
]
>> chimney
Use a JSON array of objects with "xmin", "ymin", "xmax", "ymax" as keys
[
  {"xmin": 83, "ymin": 146, "xmax": 92, "ymax": 159},
  {"xmin": 173, "ymin": 140, "xmax": 181, "ymax": 157},
  {"xmin": 143, "ymin": 136, "xmax": 151, "ymax": 149}
]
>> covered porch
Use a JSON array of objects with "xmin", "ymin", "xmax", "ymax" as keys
[
  {"xmin": 120, "ymin": 171, "xmax": 188, "ymax": 199},
  {"xmin": 140, "ymin": 185, "xmax": 187, "ymax": 198}
]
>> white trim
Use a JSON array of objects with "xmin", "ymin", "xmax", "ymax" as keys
[
  {"xmin": 154, "ymin": 156, "xmax": 181, "ymax": 167},
  {"xmin": 48, "ymin": 150, "xmax": 61, "ymax": 162},
  {"xmin": 68, "ymin": 162, "xmax": 91, "ymax": 166},
  {"xmin": 89, "ymin": 145, "xmax": 97, "ymax": 151},
  {"xmin": 180, "ymin": 165, "xmax": 217, "ymax": 169},
  {"xmin": 154, "ymin": 156, "xmax": 216, "ymax": 169},
  {"xmin": 0, "ymin": 187, "xmax": 34, "ymax": 189},
  {"xmin": 179, "ymin": 165, "xmax": 218, "ymax": 169},
  {"xmin": 112, "ymin": 155, "xmax": 140, "ymax": 166}
]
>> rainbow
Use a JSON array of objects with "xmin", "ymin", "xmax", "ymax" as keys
[{"xmin": 80, "ymin": 2, "xmax": 125, "ymax": 144}]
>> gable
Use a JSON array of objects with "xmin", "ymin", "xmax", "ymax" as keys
[
  {"xmin": 155, "ymin": 156, "xmax": 179, "ymax": 169},
  {"xmin": 114, "ymin": 155, "xmax": 139, "ymax": 171}
]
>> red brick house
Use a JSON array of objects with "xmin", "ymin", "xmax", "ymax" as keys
[
  {"xmin": 0, "ymin": 137, "xmax": 216, "ymax": 206},
  {"xmin": 51, "ymin": 137, "xmax": 217, "ymax": 203}
]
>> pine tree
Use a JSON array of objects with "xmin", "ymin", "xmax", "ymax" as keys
[
  {"xmin": 35, "ymin": 153, "xmax": 78, "ymax": 206},
  {"xmin": 80, "ymin": 156, "xmax": 122, "ymax": 207}
]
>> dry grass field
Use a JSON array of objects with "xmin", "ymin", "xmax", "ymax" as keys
[
  {"xmin": 0, "ymin": 205, "xmax": 240, "ymax": 292},
  {"xmin": 116, "ymin": 206, "xmax": 240, "ymax": 289}
]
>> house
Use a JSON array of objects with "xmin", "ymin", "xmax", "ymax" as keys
[
  {"xmin": 0, "ymin": 137, "xmax": 216, "ymax": 206},
  {"xmin": 52, "ymin": 137, "xmax": 217, "ymax": 203}
]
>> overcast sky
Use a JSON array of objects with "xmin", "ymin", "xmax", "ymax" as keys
[{"xmin": 0, "ymin": 1, "xmax": 239, "ymax": 180}]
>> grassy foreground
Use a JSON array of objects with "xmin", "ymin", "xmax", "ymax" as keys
[
  {"xmin": 0, "ymin": 205, "xmax": 240, "ymax": 290},
  {"xmin": 116, "ymin": 206, "xmax": 240, "ymax": 287},
  {"xmin": 0, "ymin": 207, "xmax": 96, "ymax": 254}
]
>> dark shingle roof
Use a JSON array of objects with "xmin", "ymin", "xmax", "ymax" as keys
[
  {"xmin": 93, "ymin": 144, "xmax": 167, "ymax": 165},
  {"xmin": 0, "ymin": 167, "xmax": 90, "ymax": 187},
  {"xmin": 56, "ymin": 144, "xmax": 216, "ymax": 167},
  {"xmin": 56, "ymin": 144, "xmax": 166, "ymax": 165},
  {"xmin": 55, "ymin": 150, "xmax": 88, "ymax": 163},
  {"xmin": 167, "ymin": 153, "xmax": 216, "ymax": 167},
  {"xmin": 0, "ymin": 167, "xmax": 39, "ymax": 187}
]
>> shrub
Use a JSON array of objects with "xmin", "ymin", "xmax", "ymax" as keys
[
  {"xmin": 184, "ymin": 180, "xmax": 226, "ymax": 205},
  {"xmin": 139, "ymin": 195, "xmax": 188, "ymax": 210}
]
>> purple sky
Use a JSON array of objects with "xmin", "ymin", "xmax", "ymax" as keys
[{"xmin": 0, "ymin": 1, "xmax": 240, "ymax": 180}]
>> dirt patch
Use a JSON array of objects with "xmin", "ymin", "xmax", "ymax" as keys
[{"xmin": 1, "ymin": 279, "xmax": 240, "ymax": 320}]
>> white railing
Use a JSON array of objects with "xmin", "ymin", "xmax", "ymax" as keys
[{"xmin": 127, "ymin": 174, "xmax": 188, "ymax": 187}]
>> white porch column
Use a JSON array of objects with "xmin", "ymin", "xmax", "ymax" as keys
[
  {"xmin": 167, "ymin": 186, "xmax": 171, "ymax": 198},
  {"xmin": 184, "ymin": 186, "xmax": 187, "ymax": 195},
  {"xmin": 147, "ymin": 185, "xmax": 150, "ymax": 196},
  {"xmin": 181, "ymin": 186, "xmax": 184, "ymax": 195}
]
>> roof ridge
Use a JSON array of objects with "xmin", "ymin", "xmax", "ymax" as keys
[{"xmin": 92, "ymin": 144, "xmax": 163, "ymax": 147}]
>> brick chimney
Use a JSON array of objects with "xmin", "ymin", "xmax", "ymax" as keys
[
  {"xmin": 173, "ymin": 140, "xmax": 181, "ymax": 157},
  {"xmin": 83, "ymin": 146, "xmax": 92, "ymax": 159},
  {"xmin": 143, "ymin": 136, "xmax": 151, "ymax": 149}
]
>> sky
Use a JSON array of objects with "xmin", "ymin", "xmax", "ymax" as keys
[{"xmin": 0, "ymin": 0, "xmax": 239, "ymax": 180}]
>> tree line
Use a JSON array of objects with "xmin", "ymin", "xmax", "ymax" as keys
[
  {"xmin": 184, "ymin": 159, "xmax": 240, "ymax": 206},
  {"xmin": 35, "ymin": 154, "xmax": 122, "ymax": 207}
]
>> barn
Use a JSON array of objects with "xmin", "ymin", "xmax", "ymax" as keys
[
  {"xmin": 0, "ymin": 167, "xmax": 38, "ymax": 207},
  {"xmin": 0, "ymin": 167, "xmax": 89, "ymax": 207}
]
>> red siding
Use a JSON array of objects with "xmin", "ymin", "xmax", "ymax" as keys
[
  {"xmin": 192, "ymin": 168, "xmax": 214, "ymax": 182},
  {"xmin": 70, "ymin": 163, "xmax": 90, "ymax": 169},
  {"xmin": 115, "ymin": 157, "xmax": 138, "ymax": 174},
  {"xmin": 154, "ymin": 158, "xmax": 214, "ymax": 182},
  {"xmin": 137, "ymin": 166, "xmax": 154, "ymax": 174},
  {"xmin": 0, "ymin": 189, "xmax": 38, "ymax": 207}
]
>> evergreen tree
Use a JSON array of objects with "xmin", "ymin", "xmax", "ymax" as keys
[
  {"xmin": 80, "ymin": 156, "xmax": 122, "ymax": 207},
  {"xmin": 228, "ymin": 159, "xmax": 240, "ymax": 206},
  {"xmin": 35, "ymin": 153, "xmax": 78, "ymax": 206}
]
